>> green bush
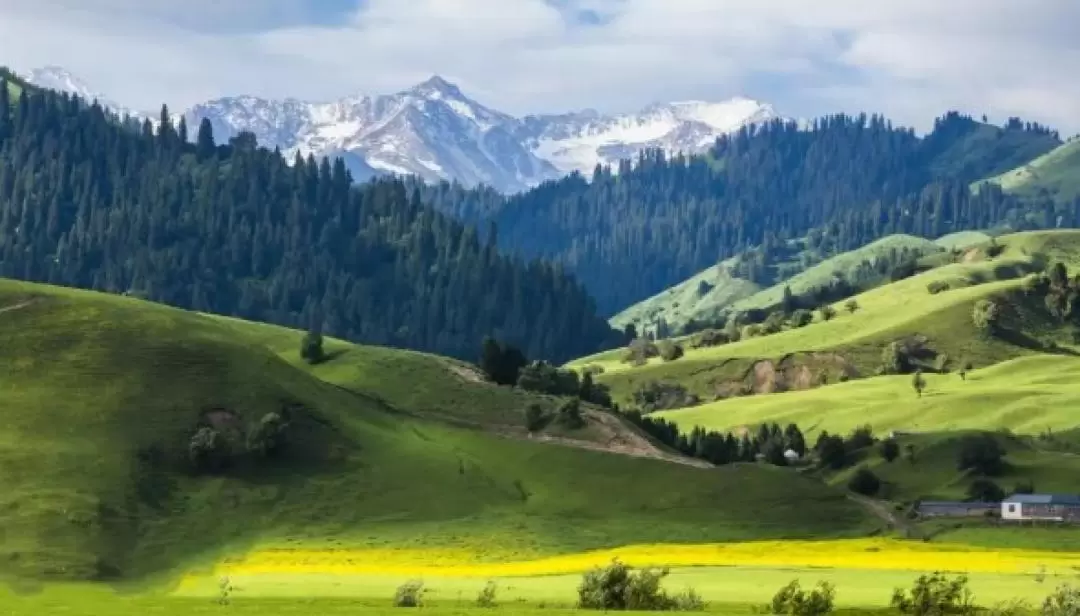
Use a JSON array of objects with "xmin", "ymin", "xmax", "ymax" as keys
[
  {"xmin": 524, "ymin": 404, "xmax": 550, "ymax": 432},
  {"xmin": 848, "ymin": 467, "xmax": 881, "ymax": 496},
  {"xmin": 790, "ymin": 309, "xmax": 814, "ymax": 328},
  {"xmin": 891, "ymin": 573, "xmax": 976, "ymax": 616},
  {"xmin": 393, "ymin": 580, "xmax": 426, "ymax": 608},
  {"xmin": 881, "ymin": 438, "xmax": 900, "ymax": 463},
  {"xmin": 1042, "ymin": 584, "xmax": 1080, "ymax": 616},
  {"xmin": 556, "ymin": 398, "xmax": 586, "ymax": 430},
  {"xmin": 770, "ymin": 580, "xmax": 836, "ymax": 616},
  {"xmin": 845, "ymin": 299, "xmax": 859, "ymax": 313},
  {"xmin": 189, "ymin": 427, "xmax": 230, "ymax": 473},
  {"xmin": 475, "ymin": 581, "xmax": 498, "ymax": 608},
  {"xmin": 927, "ymin": 281, "xmax": 950, "ymax": 295},
  {"xmin": 972, "ymin": 299, "xmax": 1000, "ymax": 334},
  {"xmin": 578, "ymin": 559, "xmax": 703, "ymax": 611},
  {"xmin": 300, "ymin": 329, "xmax": 325, "ymax": 364},
  {"xmin": 247, "ymin": 412, "xmax": 289, "ymax": 459},
  {"xmin": 658, "ymin": 339, "xmax": 685, "ymax": 362},
  {"xmin": 819, "ymin": 305, "xmax": 837, "ymax": 322}
]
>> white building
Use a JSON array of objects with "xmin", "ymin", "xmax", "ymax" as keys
[{"xmin": 1001, "ymin": 494, "xmax": 1080, "ymax": 522}]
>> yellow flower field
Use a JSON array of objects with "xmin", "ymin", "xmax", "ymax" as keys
[{"xmin": 202, "ymin": 538, "xmax": 1080, "ymax": 578}]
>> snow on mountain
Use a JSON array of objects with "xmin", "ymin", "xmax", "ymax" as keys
[
  {"xmin": 24, "ymin": 66, "xmax": 784, "ymax": 192},
  {"xmin": 23, "ymin": 66, "xmax": 141, "ymax": 119}
]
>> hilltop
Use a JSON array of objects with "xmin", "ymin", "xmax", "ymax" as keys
[
  {"xmin": 974, "ymin": 138, "xmax": 1080, "ymax": 205},
  {"xmin": 0, "ymin": 277, "xmax": 874, "ymax": 583},
  {"xmin": 573, "ymin": 229, "xmax": 1080, "ymax": 409}
]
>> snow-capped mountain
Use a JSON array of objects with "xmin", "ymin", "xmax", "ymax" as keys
[
  {"xmin": 22, "ymin": 66, "xmax": 141, "ymax": 119},
  {"xmin": 24, "ymin": 67, "xmax": 783, "ymax": 193}
]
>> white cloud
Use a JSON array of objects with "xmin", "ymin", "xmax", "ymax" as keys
[{"xmin": 0, "ymin": 0, "xmax": 1077, "ymax": 133}]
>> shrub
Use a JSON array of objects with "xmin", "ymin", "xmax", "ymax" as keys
[
  {"xmin": 556, "ymin": 398, "xmax": 586, "ymax": 430},
  {"xmin": 912, "ymin": 370, "xmax": 927, "ymax": 398},
  {"xmin": 624, "ymin": 338, "xmax": 659, "ymax": 365},
  {"xmin": 692, "ymin": 329, "xmax": 729, "ymax": 348},
  {"xmin": 927, "ymin": 281, "xmax": 950, "ymax": 295},
  {"xmin": 816, "ymin": 434, "xmax": 849, "ymax": 470},
  {"xmin": 891, "ymin": 573, "xmax": 976, "ymax": 616},
  {"xmin": 577, "ymin": 559, "xmax": 688, "ymax": 611},
  {"xmin": 762, "ymin": 312, "xmax": 787, "ymax": 334},
  {"xmin": 790, "ymin": 309, "xmax": 814, "ymax": 328},
  {"xmin": 957, "ymin": 433, "xmax": 1006, "ymax": 476},
  {"xmin": 881, "ymin": 438, "xmax": 900, "ymax": 463},
  {"xmin": 881, "ymin": 341, "xmax": 912, "ymax": 375},
  {"xmin": 845, "ymin": 299, "xmax": 859, "ymax": 313},
  {"xmin": 972, "ymin": 299, "xmax": 1000, "ymax": 334},
  {"xmin": 247, "ymin": 412, "xmax": 289, "ymax": 459},
  {"xmin": 658, "ymin": 340, "xmax": 685, "ymax": 362},
  {"xmin": 394, "ymin": 580, "xmax": 426, "ymax": 607},
  {"xmin": 819, "ymin": 305, "xmax": 837, "ymax": 322},
  {"xmin": 189, "ymin": 427, "xmax": 230, "ymax": 473},
  {"xmin": 1042, "ymin": 585, "xmax": 1080, "ymax": 616},
  {"xmin": 847, "ymin": 425, "xmax": 876, "ymax": 450},
  {"xmin": 967, "ymin": 478, "xmax": 1005, "ymax": 502},
  {"xmin": 632, "ymin": 381, "xmax": 700, "ymax": 413},
  {"xmin": 480, "ymin": 337, "xmax": 527, "ymax": 385},
  {"xmin": 848, "ymin": 467, "xmax": 881, "ymax": 496},
  {"xmin": 524, "ymin": 404, "xmax": 550, "ymax": 432},
  {"xmin": 300, "ymin": 329, "xmax": 325, "ymax": 364},
  {"xmin": 582, "ymin": 364, "xmax": 605, "ymax": 376},
  {"xmin": 770, "ymin": 580, "xmax": 836, "ymax": 616},
  {"xmin": 517, "ymin": 360, "xmax": 580, "ymax": 396},
  {"xmin": 475, "ymin": 581, "xmax": 498, "ymax": 608}
]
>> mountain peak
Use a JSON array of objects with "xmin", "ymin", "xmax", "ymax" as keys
[{"xmin": 407, "ymin": 75, "xmax": 465, "ymax": 99}]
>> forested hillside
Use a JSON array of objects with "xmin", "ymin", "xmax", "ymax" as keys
[
  {"xmin": 455, "ymin": 113, "xmax": 1066, "ymax": 314},
  {"xmin": 0, "ymin": 78, "xmax": 619, "ymax": 361}
]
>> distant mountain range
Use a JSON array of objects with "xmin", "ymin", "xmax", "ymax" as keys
[{"xmin": 22, "ymin": 66, "xmax": 783, "ymax": 193}]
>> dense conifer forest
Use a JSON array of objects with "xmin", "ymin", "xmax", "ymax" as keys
[
  {"xmin": 0, "ymin": 80, "xmax": 620, "ymax": 361},
  {"xmin": 435, "ymin": 114, "xmax": 1068, "ymax": 314}
]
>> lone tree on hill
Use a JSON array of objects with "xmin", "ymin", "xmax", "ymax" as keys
[
  {"xmin": 912, "ymin": 371, "xmax": 927, "ymax": 398},
  {"xmin": 972, "ymin": 299, "xmax": 1000, "ymax": 335},
  {"xmin": 845, "ymin": 299, "xmax": 860, "ymax": 314},
  {"xmin": 300, "ymin": 328, "xmax": 325, "ymax": 364},
  {"xmin": 881, "ymin": 438, "xmax": 900, "ymax": 463}
]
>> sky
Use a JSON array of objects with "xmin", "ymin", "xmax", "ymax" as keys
[{"xmin": 1, "ymin": 0, "xmax": 1078, "ymax": 133}]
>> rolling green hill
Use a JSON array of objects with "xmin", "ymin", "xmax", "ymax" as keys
[
  {"xmin": 974, "ymin": 139, "xmax": 1080, "ymax": 204},
  {"xmin": 0, "ymin": 277, "xmax": 874, "ymax": 584},
  {"xmin": 572, "ymin": 230, "xmax": 1080, "ymax": 408}
]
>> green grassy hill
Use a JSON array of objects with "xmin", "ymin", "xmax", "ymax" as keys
[
  {"xmin": 572, "ymin": 230, "xmax": 1080, "ymax": 408},
  {"xmin": 0, "ymin": 278, "xmax": 875, "ymax": 584},
  {"xmin": 973, "ymin": 139, "xmax": 1080, "ymax": 204},
  {"xmin": 611, "ymin": 234, "xmax": 964, "ymax": 337}
]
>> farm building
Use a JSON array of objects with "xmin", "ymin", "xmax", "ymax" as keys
[
  {"xmin": 917, "ymin": 501, "xmax": 998, "ymax": 518},
  {"xmin": 1001, "ymin": 494, "xmax": 1080, "ymax": 522}
]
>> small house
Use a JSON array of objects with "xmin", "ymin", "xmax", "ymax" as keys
[
  {"xmin": 783, "ymin": 449, "xmax": 800, "ymax": 462},
  {"xmin": 1001, "ymin": 494, "xmax": 1080, "ymax": 522}
]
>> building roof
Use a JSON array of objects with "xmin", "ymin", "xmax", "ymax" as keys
[
  {"xmin": 1003, "ymin": 494, "xmax": 1080, "ymax": 505},
  {"xmin": 919, "ymin": 501, "xmax": 997, "ymax": 508}
]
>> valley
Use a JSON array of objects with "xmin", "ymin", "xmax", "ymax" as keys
[{"xmin": 4, "ymin": 63, "xmax": 1080, "ymax": 616}]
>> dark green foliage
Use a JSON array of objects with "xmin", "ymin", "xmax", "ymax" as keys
[
  {"xmin": 691, "ymin": 329, "xmax": 729, "ymax": 348},
  {"xmin": 1013, "ymin": 479, "xmax": 1036, "ymax": 495},
  {"xmin": 624, "ymin": 338, "xmax": 660, "ymax": 365},
  {"xmin": 480, "ymin": 338, "xmax": 528, "ymax": 386},
  {"xmin": 891, "ymin": 573, "xmax": 977, "ymax": 616},
  {"xmin": 578, "ymin": 372, "xmax": 614, "ymax": 408},
  {"xmin": 790, "ymin": 309, "xmax": 813, "ymax": 328},
  {"xmin": 957, "ymin": 434, "xmax": 1006, "ymax": 476},
  {"xmin": 846, "ymin": 425, "xmax": 877, "ymax": 450},
  {"xmin": 848, "ymin": 467, "xmax": 881, "ymax": 496},
  {"xmin": 189, "ymin": 427, "xmax": 230, "ymax": 473},
  {"xmin": 247, "ymin": 412, "xmax": 289, "ymax": 459},
  {"xmin": 0, "ymin": 86, "xmax": 617, "ymax": 362},
  {"xmin": 393, "ymin": 580, "xmax": 426, "ymax": 608},
  {"xmin": 523, "ymin": 404, "xmax": 549, "ymax": 433},
  {"xmin": 577, "ymin": 559, "xmax": 701, "ymax": 611},
  {"xmin": 845, "ymin": 299, "xmax": 860, "ymax": 314},
  {"xmin": 484, "ymin": 113, "xmax": 1061, "ymax": 314},
  {"xmin": 972, "ymin": 300, "xmax": 1001, "ymax": 335},
  {"xmin": 966, "ymin": 478, "xmax": 1005, "ymax": 502},
  {"xmin": 658, "ymin": 340, "xmax": 684, "ymax": 362},
  {"xmin": 764, "ymin": 441, "xmax": 789, "ymax": 467},
  {"xmin": 556, "ymin": 398, "xmax": 586, "ymax": 429},
  {"xmin": 632, "ymin": 381, "xmax": 700, "ymax": 413},
  {"xmin": 1041, "ymin": 585, "xmax": 1080, "ymax": 616},
  {"xmin": 621, "ymin": 411, "xmax": 804, "ymax": 468},
  {"xmin": 913, "ymin": 370, "xmax": 927, "ymax": 398},
  {"xmin": 882, "ymin": 438, "xmax": 901, "ymax": 463},
  {"xmin": 300, "ymin": 329, "xmax": 325, "ymax": 365},
  {"xmin": 815, "ymin": 433, "xmax": 849, "ymax": 470},
  {"xmin": 927, "ymin": 281, "xmax": 950, "ymax": 295},
  {"xmin": 475, "ymin": 581, "xmax": 498, "ymax": 608},
  {"xmin": 819, "ymin": 305, "xmax": 837, "ymax": 321},
  {"xmin": 517, "ymin": 360, "xmax": 580, "ymax": 396},
  {"xmin": 881, "ymin": 341, "xmax": 913, "ymax": 375},
  {"xmin": 770, "ymin": 580, "xmax": 836, "ymax": 616}
]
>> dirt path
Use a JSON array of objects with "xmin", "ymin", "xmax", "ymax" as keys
[
  {"xmin": 848, "ymin": 493, "xmax": 920, "ymax": 537},
  {"xmin": 0, "ymin": 299, "xmax": 35, "ymax": 315}
]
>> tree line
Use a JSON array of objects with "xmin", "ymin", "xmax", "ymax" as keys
[
  {"xmin": 430, "ymin": 112, "xmax": 1069, "ymax": 315},
  {"xmin": 0, "ymin": 79, "xmax": 621, "ymax": 362}
]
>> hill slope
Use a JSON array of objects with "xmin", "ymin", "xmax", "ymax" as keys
[
  {"xmin": 0, "ymin": 278, "xmax": 874, "ymax": 583},
  {"xmin": 573, "ymin": 230, "xmax": 1080, "ymax": 408},
  {"xmin": 974, "ymin": 139, "xmax": 1080, "ymax": 204}
]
